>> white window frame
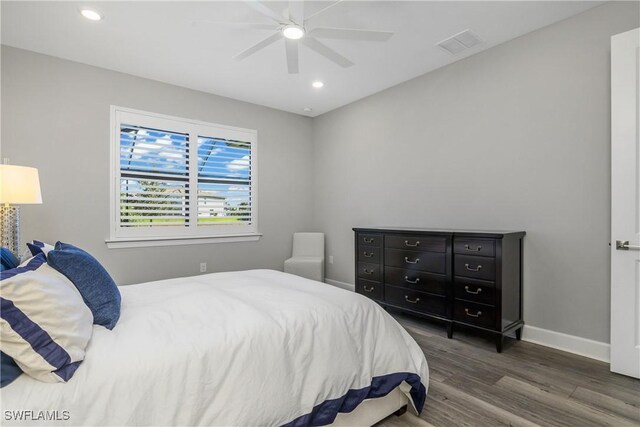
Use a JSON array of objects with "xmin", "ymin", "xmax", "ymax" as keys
[{"xmin": 107, "ymin": 106, "xmax": 260, "ymax": 248}]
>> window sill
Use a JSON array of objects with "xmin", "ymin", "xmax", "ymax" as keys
[{"xmin": 105, "ymin": 233, "xmax": 262, "ymax": 249}]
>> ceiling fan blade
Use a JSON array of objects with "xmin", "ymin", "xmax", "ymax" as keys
[
  {"xmin": 200, "ymin": 21, "xmax": 279, "ymax": 31},
  {"xmin": 309, "ymin": 27, "xmax": 393, "ymax": 42},
  {"xmin": 288, "ymin": 0, "xmax": 305, "ymax": 24},
  {"xmin": 300, "ymin": 37, "xmax": 354, "ymax": 68},
  {"xmin": 304, "ymin": 0, "xmax": 343, "ymax": 24},
  {"xmin": 233, "ymin": 31, "xmax": 282, "ymax": 61},
  {"xmin": 244, "ymin": 1, "xmax": 285, "ymax": 24},
  {"xmin": 285, "ymin": 39, "xmax": 299, "ymax": 74}
]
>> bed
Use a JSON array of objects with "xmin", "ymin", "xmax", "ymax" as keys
[{"xmin": 1, "ymin": 269, "xmax": 429, "ymax": 426}]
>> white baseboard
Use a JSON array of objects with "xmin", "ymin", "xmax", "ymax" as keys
[
  {"xmin": 324, "ymin": 278, "xmax": 610, "ymax": 363},
  {"xmin": 325, "ymin": 278, "xmax": 355, "ymax": 292},
  {"xmin": 521, "ymin": 325, "xmax": 610, "ymax": 363}
]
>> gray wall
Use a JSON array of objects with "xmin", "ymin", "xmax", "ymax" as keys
[
  {"xmin": 1, "ymin": 46, "xmax": 314, "ymax": 285},
  {"xmin": 311, "ymin": 1, "xmax": 639, "ymax": 343}
]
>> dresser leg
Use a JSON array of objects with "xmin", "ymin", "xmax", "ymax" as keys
[
  {"xmin": 495, "ymin": 335, "xmax": 504, "ymax": 353},
  {"xmin": 515, "ymin": 327, "xmax": 522, "ymax": 341},
  {"xmin": 446, "ymin": 323, "xmax": 453, "ymax": 339}
]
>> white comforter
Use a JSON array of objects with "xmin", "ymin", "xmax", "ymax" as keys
[{"xmin": 1, "ymin": 270, "xmax": 428, "ymax": 426}]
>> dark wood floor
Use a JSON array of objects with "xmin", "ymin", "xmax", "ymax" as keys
[{"xmin": 376, "ymin": 311, "xmax": 640, "ymax": 427}]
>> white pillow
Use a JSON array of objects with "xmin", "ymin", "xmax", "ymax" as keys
[{"xmin": 0, "ymin": 254, "xmax": 94, "ymax": 383}]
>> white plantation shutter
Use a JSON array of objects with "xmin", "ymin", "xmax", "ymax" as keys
[
  {"xmin": 111, "ymin": 107, "xmax": 257, "ymax": 240},
  {"xmin": 197, "ymin": 137, "xmax": 252, "ymax": 226},
  {"xmin": 119, "ymin": 125, "xmax": 190, "ymax": 228}
]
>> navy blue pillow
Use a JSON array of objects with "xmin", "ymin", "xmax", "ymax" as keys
[
  {"xmin": 0, "ymin": 247, "xmax": 19, "ymax": 272},
  {"xmin": 47, "ymin": 242, "xmax": 121, "ymax": 330},
  {"xmin": 1, "ymin": 351, "xmax": 22, "ymax": 387},
  {"xmin": 26, "ymin": 240, "xmax": 53, "ymax": 258}
]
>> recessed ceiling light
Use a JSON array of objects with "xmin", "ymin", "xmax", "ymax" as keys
[
  {"xmin": 312, "ymin": 81, "xmax": 324, "ymax": 89},
  {"xmin": 283, "ymin": 24, "xmax": 305, "ymax": 40},
  {"xmin": 303, "ymin": 107, "xmax": 313, "ymax": 112},
  {"xmin": 80, "ymin": 9, "xmax": 102, "ymax": 21}
]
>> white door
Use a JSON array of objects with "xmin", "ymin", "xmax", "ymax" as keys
[{"xmin": 611, "ymin": 27, "xmax": 640, "ymax": 379}]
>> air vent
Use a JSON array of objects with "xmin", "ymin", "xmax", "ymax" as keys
[{"xmin": 437, "ymin": 29, "xmax": 483, "ymax": 55}]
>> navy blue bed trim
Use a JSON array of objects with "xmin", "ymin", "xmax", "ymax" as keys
[{"xmin": 282, "ymin": 372, "xmax": 426, "ymax": 427}]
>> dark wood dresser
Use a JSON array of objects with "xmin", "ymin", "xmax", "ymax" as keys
[{"xmin": 353, "ymin": 227, "xmax": 525, "ymax": 352}]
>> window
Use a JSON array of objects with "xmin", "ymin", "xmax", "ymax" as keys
[{"xmin": 109, "ymin": 106, "xmax": 258, "ymax": 246}]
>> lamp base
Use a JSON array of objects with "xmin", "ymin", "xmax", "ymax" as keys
[{"xmin": 0, "ymin": 205, "xmax": 20, "ymax": 256}]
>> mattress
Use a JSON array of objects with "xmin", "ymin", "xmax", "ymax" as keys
[{"xmin": 1, "ymin": 269, "xmax": 428, "ymax": 426}]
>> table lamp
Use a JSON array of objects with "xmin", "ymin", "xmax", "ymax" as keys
[{"xmin": 0, "ymin": 165, "xmax": 42, "ymax": 256}]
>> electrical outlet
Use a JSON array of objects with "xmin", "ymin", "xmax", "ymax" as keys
[
  {"xmin": 200, "ymin": 263, "xmax": 207, "ymax": 273},
  {"xmin": 328, "ymin": 255, "xmax": 334, "ymax": 264}
]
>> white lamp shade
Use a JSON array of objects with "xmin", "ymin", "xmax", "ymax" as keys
[{"xmin": 0, "ymin": 165, "xmax": 42, "ymax": 204}]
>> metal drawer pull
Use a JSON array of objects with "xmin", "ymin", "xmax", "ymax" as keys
[
  {"xmin": 464, "ymin": 244, "xmax": 482, "ymax": 252},
  {"xmin": 464, "ymin": 286, "xmax": 482, "ymax": 295},
  {"xmin": 465, "ymin": 263, "xmax": 482, "ymax": 271},
  {"xmin": 363, "ymin": 237, "xmax": 374, "ymax": 244},
  {"xmin": 405, "ymin": 296, "xmax": 420, "ymax": 304},
  {"xmin": 465, "ymin": 308, "xmax": 482, "ymax": 317},
  {"xmin": 363, "ymin": 268, "xmax": 374, "ymax": 275},
  {"xmin": 405, "ymin": 240, "xmax": 420, "ymax": 247},
  {"xmin": 363, "ymin": 251, "xmax": 374, "ymax": 258},
  {"xmin": 363, "ymin": 285, "xmax": 374, "ymax": 293},
  {"xmin": 404, "ymin": 276, "xmax": 420, "ymax": 284},
  {"xmin": 405, "ymin": 257, "xmax": 420, "ymax": 264}
]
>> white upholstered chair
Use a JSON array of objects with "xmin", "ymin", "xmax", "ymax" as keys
[{"xmin": 284, "ymin": 232, "xmax": 325, "ymax": 282}]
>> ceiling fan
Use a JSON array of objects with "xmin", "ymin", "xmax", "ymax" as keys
[{"xmin": 220, "ymin": 0, "xmax": 394, "ymax": 74}]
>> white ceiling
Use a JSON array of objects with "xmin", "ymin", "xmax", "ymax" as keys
[{"xmin": 1, "ymin": 1, "xmax": 602, "ymax": 117}]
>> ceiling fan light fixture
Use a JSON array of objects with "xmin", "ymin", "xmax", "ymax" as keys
[
  {"xmin": 283, "ymin": 24, "xmax": 305, "ymax": 40},
  {"xmin": 312, "ymin": 81, "xmax": 324, "ymax": 88},
  {"xmin": 231, "ymin": 2, "xmax": 394, "ymax": 74},
  {"xmin": 80, "ymin": 9, "xmax": 102, "ymax": 21}
]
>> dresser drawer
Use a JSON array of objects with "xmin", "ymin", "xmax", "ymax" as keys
[
  {"xmin": 385, "ymin": 235, "xmax": 447, "ymax": 252},
  {"xmin": 454, "ymin": 300, "xmax": 495, "ymax": 328},
  {"xmin": 385, "ymin": 285, "xmax": 447, "ymax": 317},
  {"xmin": 357, "ymin": 233, "xmax": 382, "ymax": 247},
  {"xmin": 385, "ymin": 267, "xmax": 447, "ymax": 296},
  {"xmin": 356, "ymin": 279, "xmax": 383, "ymax": 300},
  {"xmin": 454, "ymin": 279, "xmax": 495, "ymax": 306},
  {"xmin": 454, "ymin": 238, "xmax": 496, "ymax": 257},
  {"xmin": 357, "ymin": 262, "xmax": 381, "ymax": 281},
  {"xmin": 454, "ymin": 255, "xmax": 495, "ymax": 281},
  {"xmin": 385, "ymin": 249, "xmax": 446, "ymax": 274},
  {"xmin": 357, "ymin": 246, "xmax": 381, "ymax": 263}
]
